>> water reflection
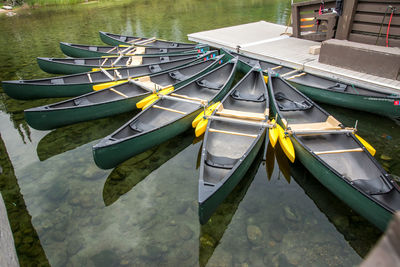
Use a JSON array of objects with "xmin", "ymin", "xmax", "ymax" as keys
[
  {"xmin": 37, "ymin": 111, "xmax": 138, "ymax": 161},
  {"xmin": 199, "ymin": 150, "xmax": 263, "ymax": 267},
  {"xmin": 103, "ymin": 130, "xmax": 194, "ymax": 206},
  {"xmin": 0, "ymin": 134, "xmax": 49, "ymax": 266}
]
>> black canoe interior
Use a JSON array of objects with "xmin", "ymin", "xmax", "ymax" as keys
[
  {"xmin": 26, "ymin": 56, "xmax": 204, "ymax": 86},
  {"xmin": 45, "ymin": 53, "xmax": 198, "ymax": 67},
  {"xmin": 111, "ymin": 62, "xmax": 236, "ymax": 140},
  {"xmin": 298, "ymin": 134, "xmax": 400, "ymax": 211},
  {"xmin": 202, "ymin": 70, "xmax": 268, "ymax": 186},
  {"xmin": 271, "ymin": 77, "xmax": 328, "ymax": 124},
  {"xmin": 48, "ymin": 59, "xmax": 218, "ymax": 109},
  {"xmin": 271, "ymin": 75, "xmax": 400, "ymax": 212},
  {"xmin": 104, "ymin": 32, "xmax": 196, "ymax": 48},
  {"xmin": 289, "ymin": 74, "xmax": 395, "ymax": 97},
  {"xmin": 71, "ymin": 44, "xmax": 200, "ymax": 54}
]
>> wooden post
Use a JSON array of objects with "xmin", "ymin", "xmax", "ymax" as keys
[
  {"xmin": 336, "ymin": 0, "xmax": 358, "ymax": 40},
  {"xmin": 292, "ymin": 4, "xmax": 300, "ymax": 38},
  {"xmin": 0, "ymin": 193, "xmax": 19, "ymax": 267}
]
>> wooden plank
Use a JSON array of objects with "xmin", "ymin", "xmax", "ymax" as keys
[
  {"xmin": 354, "ymin": 13, "xmax": 400, "ymax": 26},
  {"xmin": 216, "ymin": 108, "xmax": 266, "ymax": 121},
  {"xmin": 352, "ymin": 22, "xmax": 400, "ymax": 36},
  {"xmin": 209, "ymin": 128, "xmax": 258, "ymax": 138},
  {"xmin": 349, "ymin": 32, "xmax": 400, "ymax": 47},
  {"xmin": 292, "ymin": 4, "xmax": 301, "ymax": 37},
  {"xmin": 336, "ymin": 0, "xmax": 359, "ymax": 40},
  {"xmin": 314, "ymin": 148, "xmax": 364, "ymax": 155},
  {"xmin": 152, "ymin": 105, "xmax": 187, "ymax": 115},
  {"xmin": 357, "ymin": 3, "xmax": 400, "ymax": 14}
]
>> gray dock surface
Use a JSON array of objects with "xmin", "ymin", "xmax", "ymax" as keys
[{"xmin": 188, "ymin": 21, "xmax": 400, "ymax": 93}]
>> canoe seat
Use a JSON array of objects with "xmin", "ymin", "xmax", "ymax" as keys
[
  {"xmin": 352, "ymin": 177, "xmax": 392, "ymax": 195},
  {"xmin": 216, "ymin": 107, "xmax": 266, "ymax": 121},
  {"xmin": 160, "ymin": 56, "xmax": 169, "ymax": 62},
  {"xmin": 74, "ymin": 97, "xmax": 91, "ymax": 106},
  {"xmin": 205, "ymin": 151, "xmax": 239, "ymax": 169},
  {"xmin": 288, "ymin": 116, "xmax": 342, "ymax": 131},
  {"xmin": 169, "ymin": 70, "xmax": 189, "ymax": 82},
  {"xmin": 158, "ymin": 49, "xmax": 168, "ymax": 54},
  {"xmin": 126, "ymin": 56, "xmax": 142, "ymax": 66},
  {"xmin": 129, "ymin": 120, "xmax": 151, "ymax": 133},
  {"xmin": 170, "ymin": 43, "xmax": 179, "ymax": 48},
  {"xmin": 196, "ymin": 79, "xmax": 223, "ymax": 90},
  {"xmin": 74, "ymin": 59, "xmax": 85, "ymax": 65},
  {"xmin": 275, "ymin": 92, "xmax": 313, "ymax": 111},
  {"xmin": 89, "ymin": 46, "xmax": 98, "ymax": 51},
  {"xmin": 119, "ymin": 36, "xmax": 127, "ymax": 42},
  {"xmin": 327, "ymin": 83, "xmax": 347, "ymax": 92},
  {"xmin": 51, "ymin": 78, "xmax": 64, "ymax": 85},
  {"xmin": 149, "ymin": 64, "xmax": 162, "ymax": 73},
  {"xmin": 231, "ymin": 90, "xmax": 265, "ymax": 102}
]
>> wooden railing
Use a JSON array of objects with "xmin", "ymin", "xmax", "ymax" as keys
[
  {"xmin": 338, "ymin": 0, "xmax": 400, "ymax": 47},
  {"xmin": 292, "ymin": 0, "xmax": 337, "ymax": 41}
]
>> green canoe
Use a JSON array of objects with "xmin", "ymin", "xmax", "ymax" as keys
[
  {"xmin": 99, "ymin": 31, "xmax": 198, "ymax": 48},
  {"xmin": 24, "ymin": 55, "xmax": 224, "ymax": 130},
  {"xmin": 198, "ymin": 67, "xmax": 269, "ymax": 224},
  {"xmin": 267, "ymin": 70, "xmax": 400, "ymax": 231},
  {"xmin": 222, "ymin": 48, "xmax": 400, "ymax": 119},
  {"xmin": 3, "ymin": 51, "xmax": 218, "ymax": 99},
  {"xmin": 92, "ymin": 58, "xmax": 238, "ymax": 169},
  {"xmin": 37, "ymin": 52, "xmax": 206, "ymax": 74},
  {"xmin": 60, "ymin": 41, "xmax": 209, "ymax": 58}
]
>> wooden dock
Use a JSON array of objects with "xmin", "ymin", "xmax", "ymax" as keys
[{"xmin": 188, "ymin": 21, "xmax": 400, "ymax": 94}]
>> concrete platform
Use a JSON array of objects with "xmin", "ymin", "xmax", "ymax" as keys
[{"xmin": 188, "ymin": 21, "xmax": 400, "ymax": 94}]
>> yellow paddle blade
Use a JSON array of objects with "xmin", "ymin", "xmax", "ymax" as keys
[
  {"xmin": 118, "ymin": 45, "xmax": 131, "ymax": 47},
  {"xmin": 92, "ymin": 80, "xmax": 127, "ymax": 91},
  {"xmin": 195, "ymin": 118, "xmax": 208, "ymax": 137},
  {"xmin": 91, "ymin": 67, "xmax": 117, "ymax": 72},
  {"xmin": 142, "ymin": 98, "xmax": 158, "ymax": 110},
  {"xmin": 136, "ymin": 87, "xmax": 174, "ymax": 109},
  {"xmin": 355, "ymin": 134, "xmax": 376, "ymax": 156},
  {"xmin": 101, "ymin": 55, "xmax": 119, "ymax": 58},
  {"xmin": 268, "ymin": 120, "xmax": 278, "ymax": 147},
  {"xmin": 191, "ymin": 102, "xmax": 220, "ymax": 128},
  {"xmin": 277, "ymin": 124, "xmax": 295, "ymax": 163},
  {"xmin": 263, "ymin": 75, "xmax": 269, "ymax": 84}
]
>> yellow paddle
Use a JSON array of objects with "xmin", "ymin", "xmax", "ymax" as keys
[
  {"xmin": 92, "ymin": 80, "xmax": 128, "ymax": 91},
  {"xmin": 192, "ymin": 102, "xmax": 220, "ymax": 129},
  {"xmin": 277, "ymin": 124, "xmax": 295, "ymax": 163},
  {"xmin": 355, "ymin": 134, "xmax": 376, "ymax": 156},
  {"xmin": 136, "ymin": 87, "xmax": 174, "ymax": 109},
  {"xmin": 268, "ymin": 119, "xmax": 279, "ymax": 148}
]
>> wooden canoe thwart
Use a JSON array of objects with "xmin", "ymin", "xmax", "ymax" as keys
[{"xmin": 268, "ymin": 69, "xmax": 400, "ymax": 231}]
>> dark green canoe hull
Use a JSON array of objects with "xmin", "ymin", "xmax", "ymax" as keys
[
  {"xmin": 93, "ymin": 111, "xmax": 199, "ymax": 169},
  {"xmin": 268, "ymin": 88, "xmax": 393, "ymax": 232},
  {"xmin": 37, "ymin": 57, "xmax": 94, "ymax": 74},
  {"xmin": 2, "ymin": 81, "xmax": 95, "ymax": 100},
  {"xmin": 60, "ymin": 42, "xmax": 210, "ymax": 58},
  {"xmin": 288, "ymin": 82, "xmax": 400, "ymax": 119},
  {"xmin": 100, "ymin": 31, "xmax": 136, "ymax": 46},
  {"xmin": 199, "ymin": 131, "xmax": 266, "ymax": 224},
  {"xmin": 25, "ymin": 96, "xmax": 144, "ymax": 130}
]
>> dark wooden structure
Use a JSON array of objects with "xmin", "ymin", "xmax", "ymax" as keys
[{"xmin": 292, "ymin": 0, "xmax": 400, "ymax": 48}]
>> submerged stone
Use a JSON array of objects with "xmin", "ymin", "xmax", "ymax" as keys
[
  {"xmin": 283, "ymin": 206, "xmax": 300, "ymax": 222},
  {"xmin": 246, "ymin": 225, "xmax": 263, "ymax": 245},
  {"xmin": 178, "ymin": 224, "xmax": 194, "ymax": 240}
]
